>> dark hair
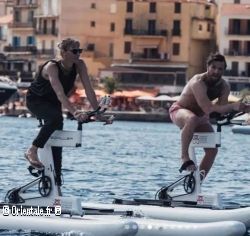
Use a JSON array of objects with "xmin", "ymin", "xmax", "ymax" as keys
[{"xmin": 206, "ymin": 52, "xmax": 227, "ymax": 69}]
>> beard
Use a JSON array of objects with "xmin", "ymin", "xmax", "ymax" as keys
[{"xmin": 205, "ymin": 76, "xmax": 221, "ymax": 87}]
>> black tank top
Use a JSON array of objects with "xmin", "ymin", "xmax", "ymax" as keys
[{"xmin": 28, "ymin": 60, "xmax": 77, "ymax": 105}]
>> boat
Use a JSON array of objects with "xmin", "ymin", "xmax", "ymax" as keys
[
  {"xmin": 0, "ymin": 76, "xmax": 17, "ymax": 105},
  {"xmin": 232, "ymin": 124, "xmax": 250, "ymax": 134},
  {"xmin": 0, "ymin": 206, "xmax": 246, "ymax": 236}
]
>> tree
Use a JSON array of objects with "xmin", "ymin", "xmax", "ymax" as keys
[{"xmin": 102, "ymin": 76, "xmax": 118, "ymax": 94}]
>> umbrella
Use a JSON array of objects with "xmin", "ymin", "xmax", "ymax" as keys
[
  {"xmin": 136, "ymin": 95, "xmax": 155, "ymax": 101},
  {"xmin": 154, "ymin": 95, "xmax": 176, "ymax": 101}
]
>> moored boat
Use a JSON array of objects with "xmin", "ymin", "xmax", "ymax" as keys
[
  {"xmin": 0, "ymin": 76, "xmax": 17, "ymax": 105},
  {"xmin": 232, "ymin": 125, "xmax": 250, "ymax": 134}
]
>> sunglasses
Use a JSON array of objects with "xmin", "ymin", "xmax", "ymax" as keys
[{"xmin": 70, "ymin": 48, "xmax": 83, "ymax": 54}]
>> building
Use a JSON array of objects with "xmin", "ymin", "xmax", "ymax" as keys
[
  {"xmin": 1, "ymin": 0, "xmax": 218, "ymax": 94},
  {"xmin": 2, "ymin": 0, "xmax": 38, "ymax": 82},
  {"xmin": 34, "ymin": 0, "xmax": 58, "ymax": 66},
  {"xmin": 217, "ymin": 0, "xmax": 250, "ymax": 93},
  {"xmin": 99, "ymin": 0, "xmax": 217, "ymax": 94}
]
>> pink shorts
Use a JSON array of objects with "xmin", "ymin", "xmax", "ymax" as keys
[{"xmin": 169, "ymin": 102, "xmax": 209, "ymax": 125}]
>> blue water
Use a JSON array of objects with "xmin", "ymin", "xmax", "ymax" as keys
[{"xmin": 0, "ymin": 116, "xmax": 249, "ymax": 235}]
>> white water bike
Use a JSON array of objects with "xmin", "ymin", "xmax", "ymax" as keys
[
  {"xmin": 83, "ymin": 111, "xmax": 250, "ymax": 229},
  {"xmin": 0, "ymin": 101, "xmax": 248, "ymax": 236}
]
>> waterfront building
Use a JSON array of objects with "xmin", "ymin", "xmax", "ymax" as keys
[
  {"xmin": 217, "ymin": 0, "xmax": 250, "ymax": 93},
  {"xmin": 1, "ymin": 0, "xmax": 218, "ymax": 95},
  {"xmin": 96, "ymin": 0, "xmax": 217, "ymax": 94},
  {"xmin": 2, "ymin": 0, "xmax": 38, "ymax": 83},
  {"xmin": 36, "ymin": 0, "xmax": 217, "ymax": 95},
  {"xmin": 34, "ymin": 0, "xmax": 58, "ymax": 66}
]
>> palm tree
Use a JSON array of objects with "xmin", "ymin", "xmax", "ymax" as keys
[{"xmin": 102, "ymin": 76, "xmax": 118, "ymax": 94}]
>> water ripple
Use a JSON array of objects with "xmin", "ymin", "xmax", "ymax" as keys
[{"xmin": 0, "ymin": 117, "xmax": 249, "ymax": 235}]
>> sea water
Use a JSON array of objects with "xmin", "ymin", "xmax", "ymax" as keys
[{"xmin": 0, "ymin": 116, "xmax": 249, "ymax": 235}]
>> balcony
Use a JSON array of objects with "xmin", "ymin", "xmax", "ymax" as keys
[
  {"xmin": 14, "ymin": 0, "xmax": 38, "ymax": 8},
  {"xmin": 131, "ymin": 52, "xmax": 169, "ymax": 62},
  {"xmin": 9, "ymin": 21, "xmax": 36, "ymax": 28},
  {"xmin": 36, "ymin": 49, "xmax": 55, "ymax": 55},
  {"xmin": 4, "ymin": 46, "xmax": 37, "ymax": 54},
  {"xmin": 224, "ymin": 48, "xmax": 250, "ymax": 56},
  {"xmin": 124, "ymin": 29, "xmax": 168, "ymax": 37},
  {"xmin": 35, "ymin": 28, "xmax": 58, "ymax": 36},
  {"xmin": 5, "ymin": 0, "xmax": 14, "ymax": 7},
  {"xmin": 226, "ymin": 28, "xmax": 250, "ymax": 36}
]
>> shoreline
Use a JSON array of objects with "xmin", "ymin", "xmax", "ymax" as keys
[{"xmin": 0, "ymin": 106, "xmax": 171, "ymax": 122}]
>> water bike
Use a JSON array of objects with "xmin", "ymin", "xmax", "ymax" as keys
[
  {"xmin": 0, "ymin": 101, "xmax": 248, "ymax": 236},
  {"xmin": 82, "ymin": 111, "xmax": 250, "ymax": 229}
]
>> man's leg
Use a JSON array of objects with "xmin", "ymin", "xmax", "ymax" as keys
[
  {"xmin": 195, "ymin": 123, "xmax": 218, "ymax": 179},
  {"xmin": 173, "ymin": 109, "xmax": 201, "ymax": 171}
]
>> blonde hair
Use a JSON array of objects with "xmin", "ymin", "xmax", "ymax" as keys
[{"xmin": 57, "ymin": 38, "xmax": 80, "ymax": 51}]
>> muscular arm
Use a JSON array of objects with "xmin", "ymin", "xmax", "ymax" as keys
[
  {"xmin": 191, "ymin": 79, "xmax": 239, "ymax": 114},
  {"xmin": 75, "ymin": 60, "xmax": 99, "ymax": 110},
  {"xmin": 46, "ymin": 63, "xmax": 76, "ymax": 114}
]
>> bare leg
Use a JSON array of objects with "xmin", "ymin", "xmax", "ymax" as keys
[
  {"xmin": 174, "ymin": 109, "xmax": 201, "ymax": 172},
  {"xmin": 25, "ymin": 145, "xmax": 44, "ymax": 169},
  {"xmin": 195, "ymin": 123, "xmax": 218, "ymax": 179}
]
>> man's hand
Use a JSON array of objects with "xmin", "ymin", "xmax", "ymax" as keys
[
  {"xmin": 232, "ymin": 102, "xmax": 247, "ymax": 112},
  {"xmin": 73, "ymin": 110, "xmax": 89, "ymax": 122},
  {"xmin": 95, "ymin": 114, "xmax": 114, "ymax": 125}
]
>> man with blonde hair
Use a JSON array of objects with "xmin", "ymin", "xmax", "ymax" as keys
[{"xmin": 25, "ymin": 38, "xmax": 100, "ymax": 191}]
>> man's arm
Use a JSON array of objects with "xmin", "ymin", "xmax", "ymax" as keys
[
  {"xmin": 75, "ymin": 60, "xmax": 99, "ymax": 110},
  {"xmin": 46, "ymin": 63, "xmax": 76, "ymax": 115},
  {"xmin": 191, "ymin": 79, "xmax": 241, "ymax": 114}
]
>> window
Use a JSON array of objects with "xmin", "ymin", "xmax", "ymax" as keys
[
  {"xmin": 125, "ymin": 19, "xmax": 133, "ymax": 34},
  {"xmin": 109, "ymin": 43, "xmax": 113, "ymax": 57},
  {"xmin": 149, "ymin": 2, "xmax": 156, "ymax": 13},
  {"xmin": 110, "ymin": 22, "xmax": 115, "ymax": 32},
  {"xmin": 12, "ymin": 36, "xmax": 21, "ymax": 47},
  {"xmin": 199, "ymin": 24, "xmax": 203, "ymax": 31},
  {"xmin": 28, "ymin": 10, "xmax": 34, "ymax": 22},
  {"xmin": 87, "ymin": 44, "xmax": 95, "ymax": 51},
  {"xmin": 234, "ymin": 0, "xmax": 240, "ymax": 3},
  {"xmin": 27, "ymin": 36, "xmax": 35, "ymax": 45},
  {"xmin": 172, "ymin": 20, "xmax": 181, "ymax": 36},
  {"xmin": 91, "ymin": 3, "xmax": 96, "ymax": 9},
  {"xmin": 174, "ymin": 2, "xmax": 181, "ymax": 13},
  {"xmin": 207, "ymin": 23, "xmax": 211, "ymax": 32},
  {"xmin": 14, "ymin": 10, "xmax": 21, "ymax": 22},
  {"xmin": 148, "ymin": 20, "xmax": 156, "ymax": 35},
  {"xmin": 172, "ymin": 43, "xmax": 180, "ymax": 55},
  {"xmin": 231, "ymin": 61, "xmax": 239, "ymax": 76},
  {"xmin": 90, "ymin": 21, "xmax": 96, "ymax": 27},
  {"xmin": 127, "ymin": 2, "xmax": 133, "ymax": 13},
  {"xmin": 43, "ymin": 20, "xmax": 47, "ymax": 34},
  {"xmin": 124, "ymin": 41, "xmax": 131, "ymax": 54},
  {"xmin": 52, "ymin": 19, "xmax": 56, "ymax": 35}
]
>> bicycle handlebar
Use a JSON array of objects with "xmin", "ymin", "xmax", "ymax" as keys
[{"xmin": 210, "ymin": 111, "xmax": 245, "ymax": 127}]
